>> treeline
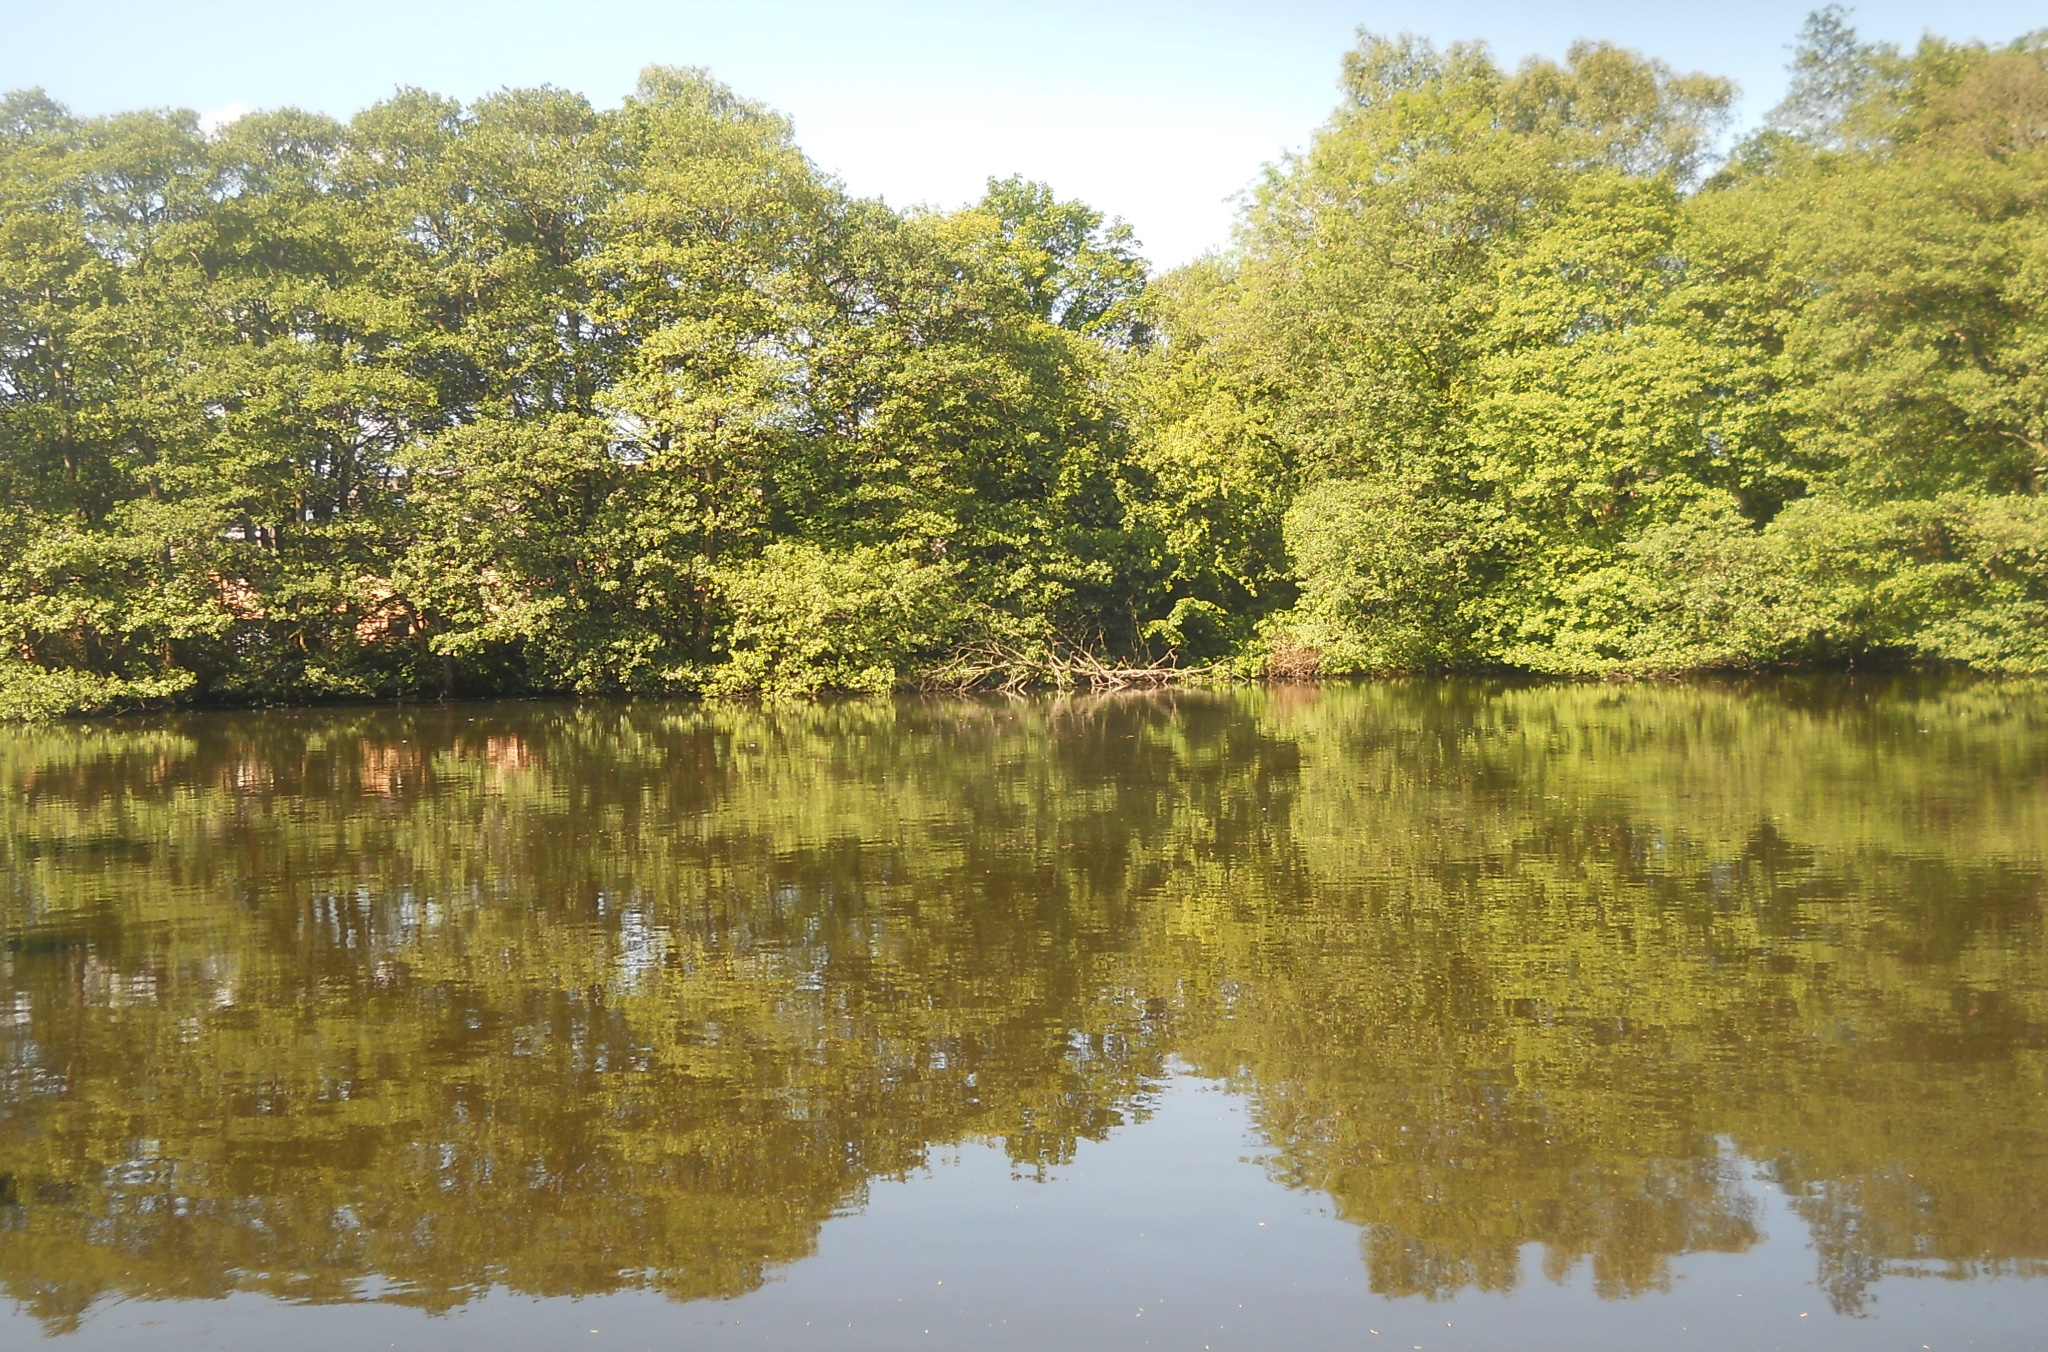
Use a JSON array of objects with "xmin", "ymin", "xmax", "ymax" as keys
[{"xmin": 3, "ymin": 10, "xmax": 2046, "ymax": 714}]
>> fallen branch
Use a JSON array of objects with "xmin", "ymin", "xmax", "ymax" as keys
[{"xmin": 927, "ymin": 636, "xmax": 1220, "ymax": 693}]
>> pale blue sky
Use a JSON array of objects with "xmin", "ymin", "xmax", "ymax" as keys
[{"xmin": 2, "ymin": 2, "xmax": 2042, "ymax": 265}]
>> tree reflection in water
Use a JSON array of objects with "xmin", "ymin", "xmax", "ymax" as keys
[{"xmin": 1, "ymin": 678, "xmax": 2044, "ymax": 1333}]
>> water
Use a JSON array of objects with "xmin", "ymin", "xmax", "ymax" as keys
[{"xmin": 1, "ymin": 678, "xmax": 2044, "ymax": 1349}]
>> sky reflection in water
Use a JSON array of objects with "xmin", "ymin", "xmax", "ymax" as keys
[{"xmin": 1, "ymin": 677, "xmax": 2045, "ymax": 1348}]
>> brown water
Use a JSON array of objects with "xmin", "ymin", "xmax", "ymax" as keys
[{"xmin": 2, "ymin": 678, "xmax": 2045, "ymax": 1350}]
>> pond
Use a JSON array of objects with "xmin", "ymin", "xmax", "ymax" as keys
[{"xmin": 2, "ymin": 678, "xmax": 2045, "ymax": 1350}]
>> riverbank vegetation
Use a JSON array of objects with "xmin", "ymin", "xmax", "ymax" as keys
[{"xmin": 3, "ymin": 10, "xmax": 2046, "ymax": 715}]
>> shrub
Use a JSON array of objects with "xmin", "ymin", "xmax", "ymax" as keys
[
  {"xmin": 0, "ymin": 662, "xmax": 194, "ymax": 722},
  {"xmin": 706, "ymin": 544, "xmax": 971, "ymax": 698}
]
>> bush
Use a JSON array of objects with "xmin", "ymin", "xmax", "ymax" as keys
[
  {"xmin": 0, "ymin": 662, "xmax": 194, "ymax": 722},
  {"xmin": 706, "ymin": 544, "xmax": 972, "ymax": 698},
  {"xmin": 1615, "ymin": 493, "xmax": 2048, "ymax": 673},
  {"xmin": 1276, "ymin": 477, "xmax": 1518, "ymax": 672}
]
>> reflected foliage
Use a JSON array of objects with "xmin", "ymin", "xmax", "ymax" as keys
[{"xmin": 2, "ymin": 680, "xmax": 2046, "ymax": 1329}]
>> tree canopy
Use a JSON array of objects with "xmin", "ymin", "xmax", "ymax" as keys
[{"xmin": 3, "ymin": 13, "xmax": 2047, "ymax": 715}]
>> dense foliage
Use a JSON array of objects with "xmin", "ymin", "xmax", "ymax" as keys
[
  {"xmin": 1139, "ymin": 11, "xmax": 2048, "ymax": 676},
  {"xmin": 0, "ymin": 70, "xmax": 1146, "ymax": 714},
  {"xmin": 3, "ymin": 12, "xmax": 2047, "ymax": 713}
]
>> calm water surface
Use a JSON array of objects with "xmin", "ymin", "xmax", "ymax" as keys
[{"xmin": 2, "ymin": 679, "xmax": 2045, "ymax": 1349}]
